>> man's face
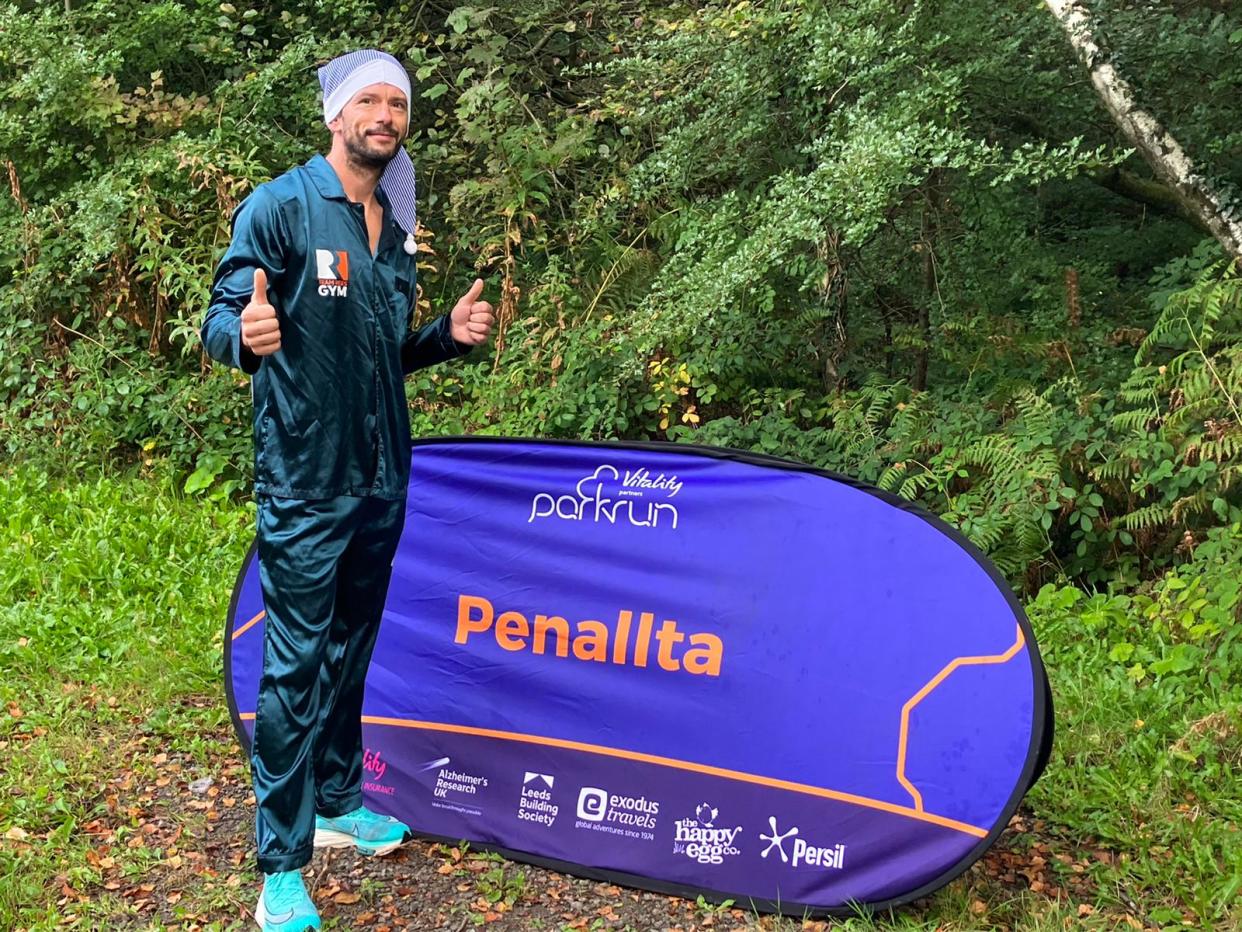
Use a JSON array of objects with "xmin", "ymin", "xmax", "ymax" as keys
[{"xmin": 331, "ymin": 81, "xmax": 410, "ymax": 171}]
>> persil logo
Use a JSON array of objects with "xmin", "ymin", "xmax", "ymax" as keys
[
  {"xmin": 759, "ymin": 816, "xmax": 846, "ymax": 870},
  {"xmin": 528, "ymin": 464, "xmax": 681, "ymax": 530},
  {"xmin": 315, "ymin": 249, "xmax": 350, "ymax": 297}
]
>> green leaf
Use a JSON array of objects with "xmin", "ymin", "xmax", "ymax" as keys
[
  {"xmin": 183, "ymin": 455, "xmax": 225, "ymax": 496},
  {"xmin": 446, "ymin": 7, "xmax": 473, "ymax": 34}
]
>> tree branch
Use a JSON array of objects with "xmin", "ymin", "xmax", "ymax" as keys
[{"xmin": 1045, "ymin": 0, "xmax": 1242, "ymax": 260}]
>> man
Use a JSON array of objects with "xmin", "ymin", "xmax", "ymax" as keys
[{"xmin": 201, "ymin": 49, "xmax": 494, "ymax": 932}]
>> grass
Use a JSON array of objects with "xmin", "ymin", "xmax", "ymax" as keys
[
  {"xmin": 0, "ymin": 466, "xmax": 1238, "ymax": 929},
  {"xmin": 0, "ymin": 467, "xmax": 248, "ymax": 926}
]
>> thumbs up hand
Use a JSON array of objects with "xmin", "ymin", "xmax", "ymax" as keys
[
  {"xmin": 449, "ymin": 278, "xmax": 494, "ymax": 347},
  {"xmin": 240, "ymin": 268, "xmax": 281, "ymax": 356}
]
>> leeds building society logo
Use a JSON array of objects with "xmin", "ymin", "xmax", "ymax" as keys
[
  {"xmin": 574, "ymin": 785, "xmax": 659, "ymax": 841},
  {"xmin": 315, "ymin": 249, "xmax": 350, "ymax": 297},
  {"xmin": 759, "ymin": 816, "xmax": 846, "ymax": 870},
  {"xmin": 517, "ymin": 771, "xmax": 559, "ymax": 828},
  {"xmin": 528, "ymin": 464, "xmax": 683, "ymax": 530},
  {"xmin": 672, "ymin": 803, "xmax": 743, "ymax": 865}
]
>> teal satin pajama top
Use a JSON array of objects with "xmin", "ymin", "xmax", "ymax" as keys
[{"xmin": 201, "ymin": 154, "xmax": 471, "ymax": 500}]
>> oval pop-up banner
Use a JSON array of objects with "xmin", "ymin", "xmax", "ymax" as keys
[{"xmin": 226, "ymin": 437, "xmax": 1051, "ymax": 917}]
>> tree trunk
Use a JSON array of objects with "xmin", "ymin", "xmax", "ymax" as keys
[
  {"xmin": 817, "ymin": 232, "xmax": 848, "ymax": 393},
  {"xmin": 1045, "ymin": 0, "xmax": 1242, "ymax": 261},
  {"xmin": 913, "ymin": 174, "xmax": 941, "ymax": 392}
]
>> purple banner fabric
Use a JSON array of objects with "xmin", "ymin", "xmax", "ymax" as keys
[{"xmin": 226, "ymin": 437, "xmax": 1047, "ymax": 916}]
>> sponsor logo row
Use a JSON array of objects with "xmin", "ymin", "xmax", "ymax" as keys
[{"xmin": 365, "ymin": 750, "xmax": 845, "ymax": 873}]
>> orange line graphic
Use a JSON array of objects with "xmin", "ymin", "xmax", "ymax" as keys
[
  {"xmin": 234, "ymin": 711, "xmax": 988, "ymax": 837},
  {"xmin": 895, "ymin": 624, "xmax": 1026, "ymax": 811},
  {"xmin": 231, "ymin": 610, "xmax": 265, "ymax": 641}
]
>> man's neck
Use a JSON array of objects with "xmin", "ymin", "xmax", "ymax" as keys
[{"xmin": 325, "ymin": 150, "xmax": 381, "ymax": 206}]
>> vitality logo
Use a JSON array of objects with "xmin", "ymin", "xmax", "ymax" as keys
[
  {"xmin": 315, "ymin": 249, "xmax": 349, "ymax": 297},
  {"xmin": 362, "ymin": 747, "xmax": 393, "ymax": 797}
]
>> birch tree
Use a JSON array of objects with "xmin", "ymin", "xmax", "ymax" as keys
[{"xmin": 1045, "ymin": 0, "xmax": 1242, "ymax": 262}]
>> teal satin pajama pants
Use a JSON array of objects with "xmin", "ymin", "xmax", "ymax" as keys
[{"xmin": 250, "ymin": 493, "xmax": 406, "ymax": 873}]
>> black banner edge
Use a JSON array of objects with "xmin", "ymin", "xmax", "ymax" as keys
[{"xmin": 221, "ymin": 432, "xmax": 1054, "ymax": 918}]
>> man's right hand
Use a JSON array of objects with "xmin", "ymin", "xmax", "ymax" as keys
[{"xmin": 240, "ymin": 268, "xmax": 281, "ymax": 355}]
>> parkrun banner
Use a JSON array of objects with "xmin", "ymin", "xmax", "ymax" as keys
[{"xmin": 225, "ymin": 437, "xmax": 1052, "ymax": 917}]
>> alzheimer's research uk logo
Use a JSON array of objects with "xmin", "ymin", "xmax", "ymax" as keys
[
  {"xmin": 315, "ymin": 248, "xmax": 349, "ymax": 297},
  {"xmin": 528, "ymin": 464, "xmax": 682, "ymax": 530}
]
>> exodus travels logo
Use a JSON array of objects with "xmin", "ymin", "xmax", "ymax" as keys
[
  {"xmin": 361, "ymin": 747, "xmax": 393, "ymax": 797},
  {"xmin": 516, "ymin": 771, "xmax": 559, "ymax": 828},
  {"xmin": 416, "ymin": 756, "xmax": 488, "ymax": 818},
  {"xmin": 528, "ymin": 464, "xmax": 682, "ymax": 530},
  {"xmin": 574, "ymin": 785, "xmax": 659, "ymax": 841},
  {"xmin": 315, "ymin": 248, "xmax": 349, "ymax": 297},
  {"xmin": 672, "ymin": 803, "xmax": 743, "ymax": 866},
  {"xmin": 758, "ymin": 816, "xmax": 846, "ymax": 870}
]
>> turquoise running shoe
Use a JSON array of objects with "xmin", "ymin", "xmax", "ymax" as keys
[
  {"xmin": 313, "ymin": 805, "xmax": 410, "ymax": 856},
  {"xmin": 254, "ymin": 870, "xmax": 319, "ymax": 932}
]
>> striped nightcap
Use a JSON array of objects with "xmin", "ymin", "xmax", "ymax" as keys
[{"xmin": 318, "ymin": 49, "xmax": 418, "ymax": 235}]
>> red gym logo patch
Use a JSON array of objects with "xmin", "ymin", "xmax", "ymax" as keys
[{"xmin": 315, "ymin": 249, "xmax": 349, "ymax": 298}]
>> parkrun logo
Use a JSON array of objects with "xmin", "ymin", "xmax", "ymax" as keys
[
  {"xmin": 759, "ymin": 816, "xmax": 846, "ymax": 870},
  {"xmin": 528, "ymin": 464, "xmax": 682, "ymax": 530},
  {"xmin": 455, "ymin": 594, "xmax": 723, "ymax": 677},
  {"xmin": 574, "ymin": 786, "xmax": 659, "ymax": 840},
  {"xmin": 315, "ymin": 248, "xmax": 349, "ymax": 297},
  {"xmin": 672, "ymin": 804, "xmax": 742, "ymax": 865}
]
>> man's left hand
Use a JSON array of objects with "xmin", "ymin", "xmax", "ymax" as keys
[{"xmin": 450, "ymin": 278, "xmax": 494, "ymax": 346}]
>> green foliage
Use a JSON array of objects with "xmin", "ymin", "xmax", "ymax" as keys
[
  {"xmin": 1, "ymin": 0, "xmax": 1240, "ymax": 592},
  {"xmin": 1095, "ymin": 249, "xmax": 1242, "ymax": 550},
  {"xmin": 0, "ymin": 468, "xmax": 249, "ymax": 926},
  {"xmin": 1028, "ymin": 544, "xmax": 1242, "ymax": 925}
]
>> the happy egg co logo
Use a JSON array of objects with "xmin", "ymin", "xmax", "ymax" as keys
[
  {"xmin": 672, "ymin": 803, "xmax": 743, "ymax": 865},
  {"xmin": 528, "ymin": 464, "xmax": 682, "ymax": 530}
]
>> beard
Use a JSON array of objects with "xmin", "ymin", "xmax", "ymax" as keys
[{"xmin": 344, "ymin": 125, "xmax": 402, "ymax": 172}]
